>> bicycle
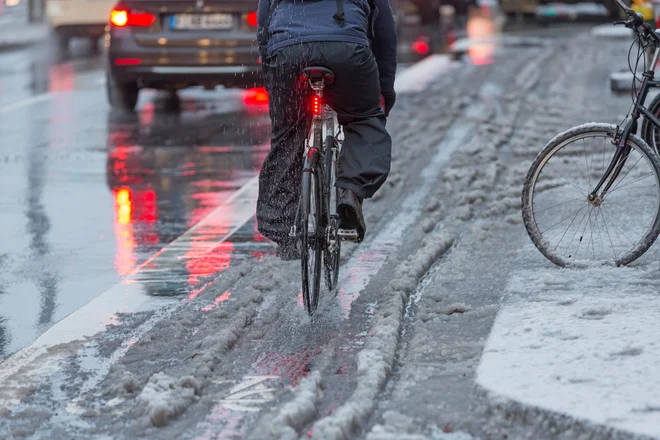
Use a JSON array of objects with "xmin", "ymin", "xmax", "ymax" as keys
[
  {"xmin": 293, "ymin": 66, "xmax": 360, "ymax": 315},
  {"xmin": 522, "ymin": 0, "xmax": 660, "ymax": 267}
]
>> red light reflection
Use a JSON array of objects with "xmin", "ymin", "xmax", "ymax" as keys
[
  {"xmin": 466, "ymin": 14, "xmax": 495, "ymax": 66},
  {"xmin": 185, "ymin": 241, "xmax": 233, "ymax": 288},
  {"xmin": 113, "ymin": 187, "xmax": 136, "ymax": 275},
  {"xmin": 201, "ymin": 291, "xmax": 231, "ymax": 311},
  {"xmin": 49, "ymin": 64, "xmax": 74, "ymax": 93},
  {"xmin": 254, "ymin": 348, "xmax": 319, "ymax": 388}
]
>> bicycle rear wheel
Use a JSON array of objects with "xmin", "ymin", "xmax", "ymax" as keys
[
  {"xmin": 522, "ymin": 123, "xmax": 660, "ymax": 266},
  {"xmin": 323, "ymin": 135, "xmax": 340, "ymax": 292},
  {"xmin": 301, "ymin": 151, "xmax": 323, "ymax": 315}
]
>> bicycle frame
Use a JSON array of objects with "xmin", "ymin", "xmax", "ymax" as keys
[
  {"xmin": 590, "ymin": 46, "xmax": 660, "ymax": 201},
  {"xmin": 291, "ymin": 76, "xmax": 341, "ymax": 243}
]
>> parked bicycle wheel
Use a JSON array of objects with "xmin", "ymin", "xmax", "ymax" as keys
[
  {"xmin": 522, "ymin": 123, "xmax": 660, "ymax": 266},
  {"xmin": 641, "ymin": 93, "xmax": 660, "ymax": 155},
  {"xmin": 301, "ymin": 151, "xmax": 323, "ymax": 315}
]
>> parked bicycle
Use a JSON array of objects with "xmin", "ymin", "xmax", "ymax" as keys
[
  {"xmin": 293, "ymin": 67, "xmax": 360, "ymax": 315},
  {"xmin": 522, "ymin": 0, "xmax": 660, "ymax": 266}
]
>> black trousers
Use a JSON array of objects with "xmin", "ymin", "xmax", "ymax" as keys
[{"xmin": 257, "ymin": 41, "xmax": 392, "ymax": 243}]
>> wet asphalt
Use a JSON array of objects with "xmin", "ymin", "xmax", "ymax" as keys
[{"xmin": 0, "ymin": 40, "xmax": 273, "ymax": 359}]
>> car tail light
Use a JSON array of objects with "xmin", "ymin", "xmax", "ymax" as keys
[
  {"xmin": 110, "ymin": 7, "xmax": 156, "ymax": 27},
  {"xmin": 244, "ymin": 87, "xmax": 269, "ymax": 106},
  {"xmin": 412, "ymin": 37, "xmax": 430, "ymax": 56},
  {"xmin": 247, "ymin": 11, "xmax": 258, "ymax": 27},
  {"xmin": 114, "ymin": 58, "xmax": 142, "ymax": 66},
  {"xmin": 312, "ymin": 95, "xmax": 321, "ymax": 115}
]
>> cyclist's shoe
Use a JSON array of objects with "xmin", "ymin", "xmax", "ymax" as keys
[
  {"xmin": 276, "ymin": 240, "xmax": 301, "ymax": 261},
  {"xmin": 338, "ymin": 189, "xmax": 366, "ymax": 242}
]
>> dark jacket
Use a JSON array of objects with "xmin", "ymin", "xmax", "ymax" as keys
[{"xmin": 257, "ymin": 0, "xmax": 397, "ymax": 93}]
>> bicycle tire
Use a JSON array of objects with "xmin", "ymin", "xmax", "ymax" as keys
[
  {"xmin": 301, "ymin": 149, "xmax": 323, "ymax": 315},
  {"xmin": 641, "ymin": 93, "xmax": 660, "ymax": 155},
  {"xmin": 522, "ymin": 123, "xmax": 660, "ymax": 267},
  {"xmin": 323, "ymin": 135, "xmax": 341, "ymax": 291}
]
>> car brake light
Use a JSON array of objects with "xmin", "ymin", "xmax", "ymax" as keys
[
  {"xmin": 244, "ymin": 87, "xmax": 268, "ymax": 106},
  {"xmin": 312, "ymin": 95, "xmax": 321, "ymax": 115},
  {"xmin": 110, "ymin": 9, "xmax": 128, "ymax": 26},
  {"xmin": 247, "ymin": 11, "xmax": 257, "ymax": 27},
  {"xmin": 114, "ymin": 58, "xmax": 142, "ymax": 66},
  {"xmin": 412, "ymin": 38, "xmax": 430, "ymax": 56},
  {"xmin": 110, "ymin": 7, "xmax": 156, "ymax": 27}
]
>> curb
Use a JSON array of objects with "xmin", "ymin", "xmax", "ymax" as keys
[
  {"xmin": 0, "ymin": 37, "xmax": 44, "ymax": 53},
  {"xmin": 474, "ymin": 384, "xmax": 658, "ymax": 440}
]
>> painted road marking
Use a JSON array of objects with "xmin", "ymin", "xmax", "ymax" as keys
[
  {"xmin": 0, "ymin": 93, "xmax": 53, "ymax": 114},
  {"xmin": 219, "ymin": 376, "xmax": 278, "ymax": 413},
  {"xmin": 0, "ymin": 176, "xmax": 259, "ymax": 411},
  {"xmin": 394, "ymin": 55, "xmax": 456, "ymax": 94}
]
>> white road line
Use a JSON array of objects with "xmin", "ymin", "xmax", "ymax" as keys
[
  {"xmin": 0, "ymin": 176, "xmax": 259, "ymax": 410},
  {"xmin": 394, "ymin": 54, "xmax": 457, "ymax": 94},
  {"xmin": 0, "ymin": 93, "xmax": 53, "ymax": 114}
]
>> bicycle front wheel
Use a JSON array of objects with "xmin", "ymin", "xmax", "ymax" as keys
[
  {"xmin": 522, "ymin": 123, "xmax": 660, "ymax": 267},
  {"xmin": 301, "ymin": 152, "xmax": 323, "ymax": 315},
  {"xmin": 641, "ymin": 93, "xmax": 660, "ymax": 156}
]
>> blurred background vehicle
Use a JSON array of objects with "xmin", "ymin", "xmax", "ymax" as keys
[
  {"xmin": 105, "ymin": 0, "xmax": 261, "ymax": 111},
  {"xmin": 46, "ymin": 0, "xmax": 115, "ymax": 50},
  {"xmin": 500, "ymin": 0, "xmax": 625, "ymax": 18}
]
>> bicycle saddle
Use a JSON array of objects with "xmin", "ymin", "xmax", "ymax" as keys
[{"xmin": 300, "ymin": 66, "xmax": 335, "ymax": 84}]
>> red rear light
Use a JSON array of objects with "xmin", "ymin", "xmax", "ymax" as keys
[
  {"xmin": 312, "ymin": 95, "xmax": 321, "ymax": 115},
  {"xmin": 247, "ymin": 11, "xmax": 258, "ymax": 27},
  {"xmin": 110, "ymin": 9, "xmax": 128, "ymax": 26},
  {"xmin": 114, "ymin": 57, "xmax": 142, "ymax": 66},
  {"xmin": 244, "ymin": 87, "xmax": 269, "ymax": 106},
  {"xmin": 110, "ymin": 7, "xmax": 156, "ymax": 27},
  {"xmin": 412, "ymin": 38, "xmax": 430, "ymax": 56}
]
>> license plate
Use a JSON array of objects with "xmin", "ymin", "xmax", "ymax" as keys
[{"xmin": 170, "ymin": 13, "xmax": 233, "ymax": 30}]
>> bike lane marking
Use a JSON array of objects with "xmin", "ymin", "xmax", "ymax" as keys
[{"xmin": 0, "ymin": 176, "xmax": 259, "ymax": 411}]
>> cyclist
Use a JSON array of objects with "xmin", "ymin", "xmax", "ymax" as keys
[{"xmin": 256, "ymin": 0, "xmax": 397, "ymax": 260}]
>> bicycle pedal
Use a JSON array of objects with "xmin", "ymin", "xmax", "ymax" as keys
[{"xmin": 338, "ymin": 228, "xmax": 359, "ymax": 242}]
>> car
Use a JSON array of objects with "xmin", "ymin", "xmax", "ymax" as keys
[
  {"xmin": 105, "ymin": 0, "xmax": 262, "ymax": 111},
  {"xmin": 46, "ymin": 0, "xmax": 115, "ymax": 50},
  {"xmin": 407, "ymin": 0, "xmax": 476, "ymax": 24}
]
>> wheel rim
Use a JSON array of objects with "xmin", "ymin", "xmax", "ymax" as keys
[
  {"xmin": 528, "ymin": 132, "xmax": 660, "ymax": 265},
  {"xmin": 652, "ymin": 117, "xmax": 660, "ymax": 155},
  {"xmin": 301, "ymin": 171, "xmax": 323, "ymax": 314}
]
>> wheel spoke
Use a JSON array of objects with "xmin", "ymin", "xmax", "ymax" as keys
[{"xmin": 524, "ymin": 128, "xmax": 660, "ymax": 265}]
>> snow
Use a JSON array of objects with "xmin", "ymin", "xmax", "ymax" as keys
[
  {"xmin": 591, "ymin": 25, "xmax": 633, "ymax": 39},
  {"xmin": 137, "ymin": 372, "xmax": 200, "ymax": 427},
  {"xmin": 311, "ymin": 232, "xmax": 454, "ymax": 439},
  {"xmin": 250, "ymin": 371, "xmax": 324, "ymax": 440},
  {"xmin": 477, "ymin": 258, "xmax": 660, "ymax": 438}
]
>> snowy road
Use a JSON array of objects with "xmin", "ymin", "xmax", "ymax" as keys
[{"xmin": 2, "ymin": 20, "xmax": 660, "ymax": 440}]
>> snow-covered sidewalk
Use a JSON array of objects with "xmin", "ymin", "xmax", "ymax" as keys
[{"xmin": 477, "ymin": 252, "xmax": 660, "ymax": 439}]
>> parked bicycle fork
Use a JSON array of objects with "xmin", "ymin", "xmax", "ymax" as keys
[{"xmin": 590, "ymin": 46, "xmax": 660, "ymax": 205}]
